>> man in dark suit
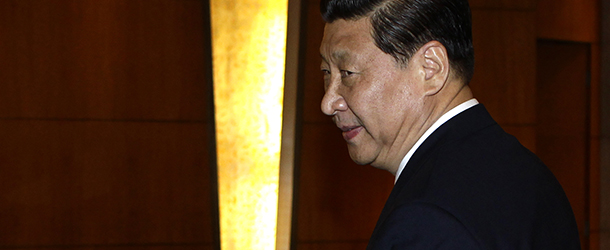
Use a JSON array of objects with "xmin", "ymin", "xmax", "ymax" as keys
[{"xmin": 318, "ymin": 0, "xmax": 581, "ymax": 249}]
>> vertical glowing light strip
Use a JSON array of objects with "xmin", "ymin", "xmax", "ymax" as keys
[{"xmin": 210, "ymin": 0, "xmax": 288, "ymax": 249}]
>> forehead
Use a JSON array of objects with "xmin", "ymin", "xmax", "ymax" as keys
[{"xmin": 320, "ymin": 18, "xmax": 378, "ymax": 61}]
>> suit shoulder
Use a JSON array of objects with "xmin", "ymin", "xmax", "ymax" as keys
[{"xmin": 367, "ymin": 202, "xmax": 481, "ymax": 250}]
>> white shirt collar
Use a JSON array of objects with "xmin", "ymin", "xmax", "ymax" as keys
[{"xmin": 394, "ymin": 99, "xmax": 479, "ymax": 183}]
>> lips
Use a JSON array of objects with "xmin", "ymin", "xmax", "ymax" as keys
[{"xmin": 341, "ymin": 126, "xmax": 363, "ymax": 141}]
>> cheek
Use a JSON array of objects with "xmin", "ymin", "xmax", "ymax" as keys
[
  {"xmin": 347, "ymin": 77, "xmax": 402, "ymax": 121},
  {"xmin": 379, "ymin": 85, "xmax": 425, "ymax": 132},
  {"xmin": 392, "ymin": 92, "xmax": 425, "ymax": 123}
]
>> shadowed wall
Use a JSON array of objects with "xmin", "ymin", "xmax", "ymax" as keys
[{"xmin": 0, "ymin": 1, "xmax": 218, "ymax": 249}]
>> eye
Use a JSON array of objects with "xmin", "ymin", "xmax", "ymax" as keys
[
  {"xmin": 340, "ymin": 70, "xmax": 353, "ymax": 78},
  {"xmin": 321, "ymin": 69, "xmax": 331, "ymax": 76}
]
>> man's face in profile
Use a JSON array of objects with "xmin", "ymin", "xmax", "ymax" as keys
[{"xmin": 319, "ymin": 18, "xmax": 429, "ymax": 172}]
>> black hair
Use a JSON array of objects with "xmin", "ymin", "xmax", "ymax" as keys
[{"xmin": 321, "ymin": 0, "xmax": 474, "ymax": 83}]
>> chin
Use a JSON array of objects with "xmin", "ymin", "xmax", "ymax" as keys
[
  {"xmin": 348, "ymin": 146, "xmax": 395, "ymax": 174},
  {"xmin": 350, "ymin": 157, "xmax": 372, "ymax": 166},
  {"xmin": 347, "ymin": 148, "xmax": 375, "ymax": 166}
]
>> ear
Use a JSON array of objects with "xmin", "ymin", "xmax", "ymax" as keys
[{"xmin": 418, "ymin": 41, "xmax": 450, "ymax": 96}]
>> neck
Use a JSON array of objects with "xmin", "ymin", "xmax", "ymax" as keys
[{"xmin": 382, "ymin": 82, "xmax": 474, "ymax": 175}]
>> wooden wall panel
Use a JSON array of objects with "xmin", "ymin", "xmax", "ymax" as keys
[
  {"xmin": 469, "ymin": 0, "xmax": 535, "ymax": 10},
  {"xmin": 297, "ymin": 242, "xmax": 368, "ymax": 250},
  {"xmin": 537, "ymin": 0, "xmax": 600, "ymax": 43},
  {"xmin": 296, "ymin": 124, "xmax": 393, "ymax": 243},
  {"xmin": 502, "ymin": 125, "xmax": 537, "ymax": 153},
  {"xmin": 470, "ymin": 10, "xmax": 536, "ymax": 126},
  {"xmin": 301, "ymin": 0, "xmax": 327, "ymax": 124},
  {"xmin": 0, "ymin": 0, "xmax": 207, "ymax": 121},
  {"xmin": 12, "ymin": 246, "xmax": 214, "ymax": 250},
  {"xmin": 0, "ymin": 121, "xmax": 212, "ymax": 245},
  {"xmin": 0, "ymin": 0, "xmax": 217, "ymax": 249}
]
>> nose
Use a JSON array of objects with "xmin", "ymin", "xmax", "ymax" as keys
[{"xmin": 321, "ymin": 86, "xmax": 347, "ymax": 116}]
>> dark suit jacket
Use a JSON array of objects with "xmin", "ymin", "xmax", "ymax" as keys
[{"xmin": 366, "ymin": 104, "xmax": 580, "ymax": 250}]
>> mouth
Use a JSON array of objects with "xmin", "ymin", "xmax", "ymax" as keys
[{"xmin": 340, "ymin": 126, "xmax": 363, "ymax": 141}]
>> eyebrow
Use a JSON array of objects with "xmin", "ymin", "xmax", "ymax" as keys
[
  {"xmin": 333, "ymin": 50, "xmax": 349, "ymax": 61},
  {"xmin": 320, "ymin": 50, "xmax": 350, "ymax": 64}
]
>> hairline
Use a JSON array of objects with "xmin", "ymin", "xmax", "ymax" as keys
[
  {"xmin": 322, "ymin": 0, "xmax": 470, "ymax": 83},
  {"xmin": 326, "ymin": 15, "xmax": 417, "ymax": 70}
]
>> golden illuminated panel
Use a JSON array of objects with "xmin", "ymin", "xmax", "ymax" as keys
[{"xmin": 210, "ymin": 0, "xmax": 288, "ymax": 249}]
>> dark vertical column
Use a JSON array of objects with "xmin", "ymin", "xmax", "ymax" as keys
[
  {"xmin": 536, "ymin": 0, "xmax": 601, "ymax": 249},
  {"xmin": 599, "ymin": 0, "xmax": 610, "ymax": 249},
  {"xmin": 201, "ymin": 0, "xmax": 220, "ymax": 249},
  {"xmin": 536, "ymin": 41, "xmax": 591, "ymax": 250}
]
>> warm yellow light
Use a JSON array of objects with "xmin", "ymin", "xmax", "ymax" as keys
[{"xmin": 210, "ymin": 0, "xmax": 288, "ymax": 249}]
